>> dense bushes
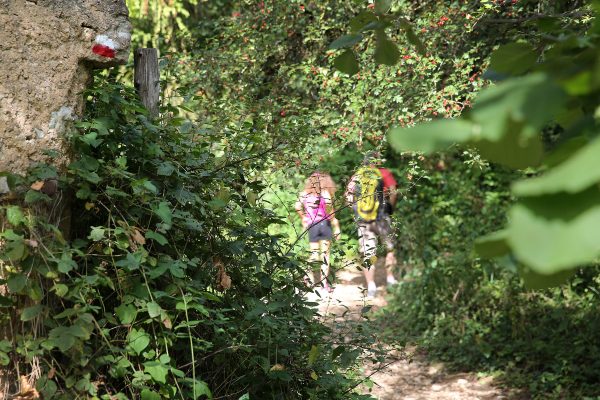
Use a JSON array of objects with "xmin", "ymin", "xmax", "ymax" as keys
[
  {"xmin": 381, "ymin": 151, "xmax": 600, "ymax": 398},
  {"xmin": 0, "ymin": 80, "xmax": 373, "ymax": 399}
]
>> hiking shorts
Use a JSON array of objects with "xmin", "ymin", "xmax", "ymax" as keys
[
  {"xmin": 357, "ymin": 215, "xmax": 395, "ymax": 258},
  {"xmin": 308, "ymin": 219, "xmax": 332, "ymax": 242}
]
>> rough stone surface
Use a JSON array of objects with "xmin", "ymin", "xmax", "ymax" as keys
[{"xmin": 0, "ymin": 0, "xmax": 131, "ymax": 178}]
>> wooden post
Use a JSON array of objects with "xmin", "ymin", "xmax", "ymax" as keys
[{"xmin": 134, "ymin": 48, "xmax": 160, "ymax": 118}]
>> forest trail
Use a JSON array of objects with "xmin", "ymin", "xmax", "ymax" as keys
[{"xmin": 312, "ymin": 265, "xmax": 509, "ymax": 400}]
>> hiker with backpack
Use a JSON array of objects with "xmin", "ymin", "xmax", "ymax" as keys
[
  {"xmin": 295, "ymin": 171, "xmax": 341, "ymax": 292},
  {"xmin": 345, "ymin": 152, "xmax": 398, "ymax": 297}
]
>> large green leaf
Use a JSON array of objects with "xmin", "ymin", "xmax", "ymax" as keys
[
  {"xmin": 474, "ymin": 230, "xmax": 510, "ymax": 258},
  {"xmin": 127, "ymin": 328, "xmax": 150, "ymax": 355},
  {"xmin": 469, "ymin": 73, "xmax": 565, "ymax": 141},
  {"xmin": 21, "ymin": 304, "xmax": 44, "ymax": 321},
  {"xmin": 328, "ymin": 34, "xmax": 363, "ymax": 50},
  {"xmin": 374, "ymin": 35, "xmax": 400, "ymax": 66},
  {"xmin": 488, "ymin": 42, "xmax": 538, "ymax": 76},
  {"xmin": 333, "ymin": 50, "xmax": 359, "ymax": 76},
  {"xmin": 513, "ymin": 138, "xmax": 600, "ymax": 196},
  {"xmin": 153, "ymin": 201, "xmax": 173, "ymax": 224},
  {"xmin": 115, "ymin": 304, "xmax": 138, "ymax": 325},
  {"xmin": 388, "ymin": 119, "xmax": 475, "ymax": 153},
  {"xmin": 144, "ymin": 360, "xmax": 169, "ymax": 384},
  {"xmin": 518, "ymin": 264, "xmax": 575, "ymax": 289},
  {"xmin": 507, "ymin": 194, "xmax": 600, "ymax": 273},
  {"xmin": 141, "ymin": 389, "xmax": 161, "ymax": 400},
  {"xmin": 349, "ymin": 11, "xmax": 377, "ymax": 33},
  {"xmin": 6, "ymin": 206, "xmax": 25, "ymax": 226}
]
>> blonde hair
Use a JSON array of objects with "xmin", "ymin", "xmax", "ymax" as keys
[{"xmin": 303, "ymin": 171, "xmax": 337, "ymax": 197}]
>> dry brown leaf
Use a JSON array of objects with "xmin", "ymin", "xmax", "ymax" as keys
[
  {"xmin": 13, "ymin": 375, "xmax": 40, "ymax": 400},
  {"xmin": 163, "ymin": 316, "xmax": 172, "ymax": 329},
  {"xmin": 269, "ymin": 363, "xmax": 285, "ymax": 372},
  {"xmin": 131, "ymin": 229, "xmax": 146, "ymax": 245},
  {"xmin": 220, "ymin": 271, "xmax": 232, "ymax": 290},
  {"xmin": 47, "ymin": 367, "xmax": 56, "ymax": 379},
  {"xmin": 30, "ymin": 181, "xmax": 44, "ymax": 191},
  {"xmin": 24, "ymin": 239, "xmax": 38, "ymax": 248},
  {"xmin": 215, "ymin": 258, "xmax": 232, "ymax": 291}
]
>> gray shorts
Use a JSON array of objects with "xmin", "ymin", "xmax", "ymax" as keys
[
  {"xmin": 308, "ymin": 219, "xmax": 332, "ymax": 242},
  {"xmin": 357, "ymin": 215, "xmax": 395, "ymax": 257}
]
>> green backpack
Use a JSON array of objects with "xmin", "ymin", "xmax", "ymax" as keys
[{"xmin": 354, "ymin": 166, "xmax": 384, "ymax": 222}]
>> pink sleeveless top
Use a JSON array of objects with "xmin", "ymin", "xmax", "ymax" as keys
[{"xmin": 302, "ymin": 194, "xmax": 329, "ymax": 224}]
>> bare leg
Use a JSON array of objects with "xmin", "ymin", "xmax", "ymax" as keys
[
  {"xmin": 363, "ymin": 263, "xmax": 375, "ymax": 287},
  {"xmin": 358, "ymin": 224, "xmax": 378, "ymax": 296},
  {"xmin": 385, "ymin": 250, "xmax": 397, "ymax": 280},
  {"xmin": 320, "ymin": 240, "xmax": 331, "ymax": 289},
  {"xmin": 307, "ymin": 241, "xmax": 320, "ymax": 285}
]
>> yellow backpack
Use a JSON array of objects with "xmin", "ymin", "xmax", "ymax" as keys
[{"xmin": 354, "ymin": 166, "xmax": 384, "ymax": 222}]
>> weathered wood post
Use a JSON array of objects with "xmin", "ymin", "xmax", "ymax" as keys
[{"xmin": 134, "ymin": 48, "xmax": 160, "ymax": 118}]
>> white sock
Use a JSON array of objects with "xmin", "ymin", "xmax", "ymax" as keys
[
  {"xmin": 367, "ymin": 282, "xmax": 377, "ymax": 292},
  {"xmin": 387, "ymin": 276, "xmax": 397, "ymax": 285}
]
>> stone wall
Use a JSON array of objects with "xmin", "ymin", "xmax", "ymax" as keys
[{"xmin": 0, "ymin": 0, "xmax": 131, "ymax": 181}]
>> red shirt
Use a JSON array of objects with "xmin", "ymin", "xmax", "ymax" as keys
[{"xmin": 379, "ymin": 168, "xmax": 397, "ymax": 190}]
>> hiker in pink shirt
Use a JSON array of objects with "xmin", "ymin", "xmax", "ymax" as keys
[{"xmin": 295, "ymin": 172, "xmax": 341, "ymax": 292}]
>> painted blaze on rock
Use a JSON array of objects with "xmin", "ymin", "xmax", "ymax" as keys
[{"xmin": 0, "ymin": 0, "xmax": 132, "ymax": 183}]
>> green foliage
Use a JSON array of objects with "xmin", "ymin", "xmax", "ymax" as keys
[
  {"xmin": 381, "ymin": 152, "xmax": 600, "ymax": 398},
  {"xmin": 0, "ymin": 79, "xmax": 372, "ymax": 399},
  {"xmin": 386, "ymin": 1, "xmax": 599, "ymax": 286}
]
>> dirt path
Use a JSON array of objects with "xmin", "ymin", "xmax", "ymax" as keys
[{"xmin": 310, "ymin": 266, "xmax": 509, "ymax": 400}]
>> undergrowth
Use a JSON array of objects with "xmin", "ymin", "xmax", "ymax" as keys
[
  {"xmin": 0, "ymin": 79, "xmax": 376, "ymax": 399},
  {"xmin": 380, "ymin": 153, "xmax": 600, "ymax": 399}
]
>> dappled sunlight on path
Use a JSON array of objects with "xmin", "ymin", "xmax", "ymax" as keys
[{"xmin": 311, "ymin": 264, "xmax": 510, "ymax": 400}]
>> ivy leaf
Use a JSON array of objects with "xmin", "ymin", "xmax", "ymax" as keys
[
  {"xmin": 388, "ymin": 119, "xmax": 475, "ymax": 153},
  {"xmin": 115, "ymin": 304, "xmax": 138, "ymax": 325},
  {"xmin": 153, "ymin": 201, "xmax": 173, "ymax": 225},
  {"xmin": 328, "ymin": 34, "xmax": 363, "ymax": 50},
  {"xmin": 127, "ymin": 328, "xmax": 150, "ymax": 355},
  {"xmin": 88, "ymin": 226, "xmax": 105, "ymax": 241},
  {"xmin": 146, "ymin": 301, "xmax": 162, "ymax": 318},
  {"xmin": 57, "ymin": 253, "xmax": 77, "ymax": 273},
  {"xmin": 21, "ymin": 304, "xmax": 44, "ymax": 321},
  {"xmin": 145, "ymin": 231, "xmax": 168, "ymax": 245},
  {"xmin": 6, "ymin": 206, "xmax": 25, "ymax": 226},
  {"xmin": 7, "ymin": 274, "xmax": 26, "ymax": 293},
  {"xmin": 333, "ymin": 50, "xmax": 359, "ymax": 76},
  {"xmin": 141, "ymin": 389, "xmax": 161, "ymax": 400},
  {"xmin": 52, "ymin": 283, "xmax": 69, "ymax": 297},
  {"xmin": 47, "ymin": 326, "xmax": 84, "ymax": 352},
  {"xmin": 115, "ymin": 252, "xmax": 141, "ymax": 271},
  {"xmin": 157, "ymin": 162, "xmax": 176, "ymax": 176},
  {"xmin": 144, "ymin": 361, "xmax": 169, "ymax": 384},
  {"xmin": 388, "ymin": 74, "xmax": 564, "ymax": 168}
]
